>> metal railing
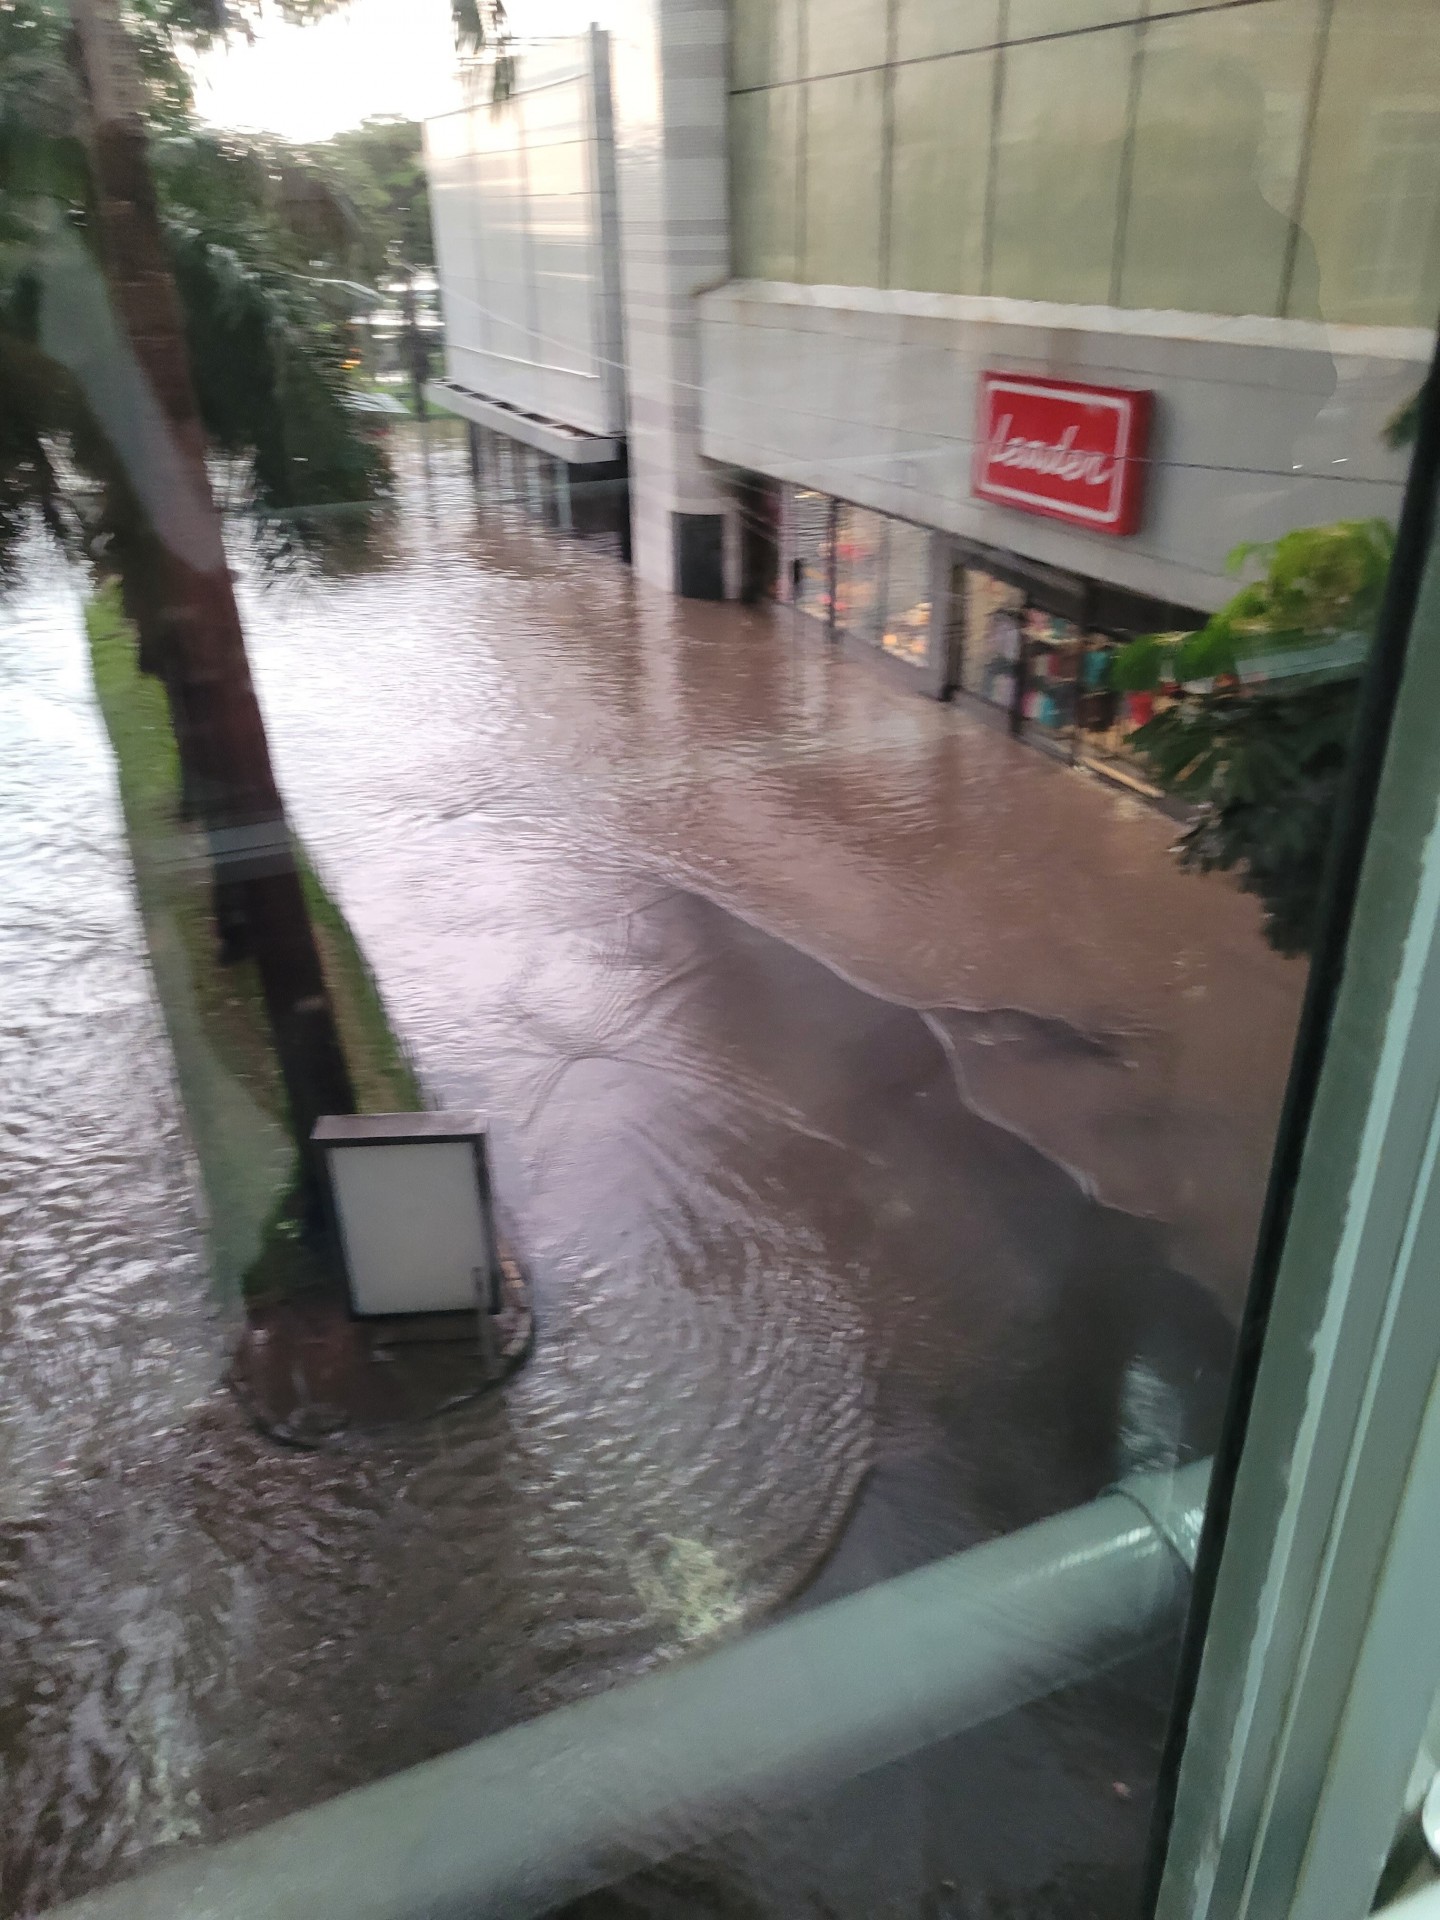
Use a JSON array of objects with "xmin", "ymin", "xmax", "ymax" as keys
[{"xmin": 48, "ymin": 1459, "xmax": 1209, "ymax": 1920}]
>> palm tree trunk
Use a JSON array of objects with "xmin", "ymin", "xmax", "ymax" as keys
[
  {"xmin": 69, "ymin": 0, "xmax": 357, "ymax": 1196},
  {"xmin": 103, "ymin": 468, "xmax": 209, "ymax": 822}
]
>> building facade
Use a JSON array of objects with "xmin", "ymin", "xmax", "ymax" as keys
[
  {"xmin": 703, "ymin": 0, "xmax": 1436, "ymax": 776},
  {"xmin": 426, "ymin": 0, "xmax": 1438, "ymax": 770},
  {"xmin": 425, "ymin": 12, "xmax": 739, "ymax": 591},
  {"xmin": 424, "ymin": 33, "xmax": 632, "ymax": 545}
]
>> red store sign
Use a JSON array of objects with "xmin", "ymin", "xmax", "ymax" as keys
[{"xmin": 973, "ymin": 372, "xmax": 1152, "ymax": 537}]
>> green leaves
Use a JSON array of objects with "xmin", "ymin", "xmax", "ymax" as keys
[
  {"xmin": 165, "ymin": 208, "xmax": 391, "ymax": 536},
  {"xmin": 301, "ymin": 117, "xmax": 433, "ymax": 280},
  {"xmin": 0, "ymin": 6, "xmax": 393, "ymax": 579},
  {"xmin": 1224, "ymin": 519, "xmax": 1393, "ymax": 638},
  {"xmin": 1111, "ymin": 520, "xmax": 1393, "ymax": 956},
  {"xmin": 1108, "ymin": 624, "xmax": 1245, "ymax": 692},
  {"xmin": 1110, "ymin": 518, "xmax": 1395, "ymax": 698},
  {"xmin": 1126, "ymin": 681, "xmax": 1361, "ymax": 954}
]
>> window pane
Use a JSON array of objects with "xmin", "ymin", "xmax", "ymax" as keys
[
  {"xmin": 989, "ymin": 25, "xmax": 1137, "ymax": 302},
  {"xmin": 888, "ymin": 52, "xmax": 995, "ymax": 295},
  {"xmin": 1298, "ymin": 0, "xmax": 1440, "ymax": 325},
  {"xmin": 962, "ymin": 567, "xmax": 1026, "ymax": 709},
  {"xmin": 1008, "ymin": 0, "xmax": 1140, "ymax": 38},
  {"xmin": 802, "ymin": 0, "xmax": 888, "ymax": 78},
  {"xmin": 896, "ymin": 0, "xmax": 1001, "ymax": 65},
  {"xmin": 834, "ymin": 502, "xmax": 888, "ymax": 637},
  {"xmin": 730, "ymin": 0, "xmax": 803, "ymax": 89},
  {"xmin": 804, "ymin": 70, "xmax": 886, "ymax": 286},
  {"xmin": 792, "ymin": 488, "xmax": 835, "ymax": 621},
  {"xmin": 879, "ymin": 517, "xmax": 933, "ymax": 666},
  {"xmin": 731, "ymin": 87, "xmax": 801, "ymax": 279},
  {"xmin": 1118, "ymin": 0, "xmax": 1323, "ymax": 318}
]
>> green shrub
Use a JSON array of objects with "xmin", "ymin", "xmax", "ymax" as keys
[{"xmin": 1111, "ymin": 521, "xmax": 1395, "ymax": 957}]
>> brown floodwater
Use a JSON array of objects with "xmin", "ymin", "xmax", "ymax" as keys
[{"xmin": 0, "ymin": 427, "xmax": 1303, "ymax": 1917}]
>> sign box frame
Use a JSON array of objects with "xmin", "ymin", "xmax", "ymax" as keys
[{"xmin": 313, "ymin": 1112, "xmax": 499, "ymax": 1320}]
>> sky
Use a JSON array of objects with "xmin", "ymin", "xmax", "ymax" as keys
[{"xmin": 188, "ymin": 0, "xmax": 608, "ymax": 143}]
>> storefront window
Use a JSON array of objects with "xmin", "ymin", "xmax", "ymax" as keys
[
  {"xmin": 952, "ymin": 567, "xmax": 1177, "ymax": 795},
  {"xmin": 834, "ymin": 503, "xmax": 887, "ymax": 642},
  {"xmin": 1020, "ymin": 606, "xmax": 1084, "ymax": 744},
  {"xmin": 962, "ymin": 566, "xmax": 1026, "ymax": 713},
  {"xmin": 791, "ymin": 488, "xmax": 834, "ymax": 624},
  {"xmin": 1074, "ymin": 635, "xmax": 1170, "ymax": 797},
  {"xmin": 879, "ymin": 517, "xmax": 933, "ymax": 668}
]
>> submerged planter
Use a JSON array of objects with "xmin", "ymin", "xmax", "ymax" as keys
[{"xmin": 229, "ymin": 1112, "xmax": 532, "ymax": 1447}]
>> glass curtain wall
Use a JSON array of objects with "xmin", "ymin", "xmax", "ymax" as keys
[
  {"xmin": 798, "ymin": 500, "xmax": 933, "ymax": 670},
  {"xmin": 962, "ymin": 567, "xmax": 1026, "ymax": 714},
  {"xmin": 833, "ymin": 502, "xmax": 887, "ymax": 641},
  {"xmin": 729, "ymin": 0, "xmax": 1440, "ymax": 331}
]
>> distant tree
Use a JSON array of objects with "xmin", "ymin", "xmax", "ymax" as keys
[
  {"xmin": 296, "ymin": 0, "xmax": 514, "ymax": 413},
  {"xmin": 305, "ymin": 116, "xmax": 436, "ymax": 414},
  {"xmin": 1111, "ymin": 520, "xmax": 1395, "ymax": 956},
  {"xmin": 311, "ymin": 118, "xmax": 434, "ymax": 279}
]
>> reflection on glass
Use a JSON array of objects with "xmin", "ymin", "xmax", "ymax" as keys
[
  {"xmin": 879, "ymin": 518, "xmax": 932, "ymax": 668},
  {"xmin": 2, "ymin": 0, "xmax": 1438, "ymax": 1917},
  {"xmin": 963, "ymin": 567, "xmax": 1026, "ymax": 712},
  {"xmin": 834, "ymin": 502, "xmax": 887, "ymax": 640},
  {"xmin": 791, "ymin": 488, "xmax": 834, "ymax": 623}
]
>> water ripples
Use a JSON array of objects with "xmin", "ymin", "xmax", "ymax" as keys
[{"xmin": 2, "ymin": 427, "xmax": 1275, "ymax": 1913}]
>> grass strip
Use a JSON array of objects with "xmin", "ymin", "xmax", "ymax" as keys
[{"xmin": 86, "ymin": 581, "xmax": 421, "ymax": 1302}]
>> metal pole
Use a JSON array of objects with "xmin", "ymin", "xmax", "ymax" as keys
[{"xmin": 47, "ymin": 1462, "xmax": 1208, "ymax": 1920}]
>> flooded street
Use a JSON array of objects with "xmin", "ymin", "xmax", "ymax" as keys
[{"xmin": 1, "ymin": 428, "xmax": 1304, "ymax": 1917}]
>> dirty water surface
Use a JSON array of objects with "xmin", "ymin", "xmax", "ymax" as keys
[{"xmin": 0, "ymin": 428, "xmax": 1302, "ymax": 1917}]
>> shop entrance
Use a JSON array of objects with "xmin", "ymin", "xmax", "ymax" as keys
[
  {"xmin": 943, "ymin": 542, "xmax": 1205, "ymax": 800},
  {"xmin": 778, "ymin": 486, "xmax": 938, "ymax": 676}
]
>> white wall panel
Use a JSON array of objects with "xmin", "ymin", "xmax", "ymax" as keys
[{"xmin": 423, "ymin": 32, "xmax": 625, "ymax": 438}]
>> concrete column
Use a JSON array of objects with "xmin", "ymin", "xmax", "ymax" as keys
[
  {"xmin": 721, "ymin": 490, "xmax": 743, "ymax": 601},
  {"xmin": 610, "ymin": 0, "xmax": 739, "ymax": 600},
  {"xmin": 776, "ymin": 484, "xmax": 795, "ymax": 604},
  {"xmin": 927, "ymin": 533, "xmax": 961, "ymax": 701}
]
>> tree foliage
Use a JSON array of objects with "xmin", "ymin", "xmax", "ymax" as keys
[
  {"xmin": 0, "ymin": 0, "xmax": 391, "ymax": 584},
  {"xmin": 1111, "ymin": 520, "xmax": 1396, "ymax": 957},
  {"xmin": 1110, "ymin": 520, "xmax": 1392, "ymax": 695},
  {"xmin": 305, "ymin": 116, "xmax": 433, "ymax": 282},
  {"xmin": 154, "ymin": 129, "xmax": 393, "ymax": 543}
]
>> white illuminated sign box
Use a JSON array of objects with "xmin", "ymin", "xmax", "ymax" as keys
[{"xmin": 312, "ymin": 1112, "xmax": 498, "ymax": 1319}]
